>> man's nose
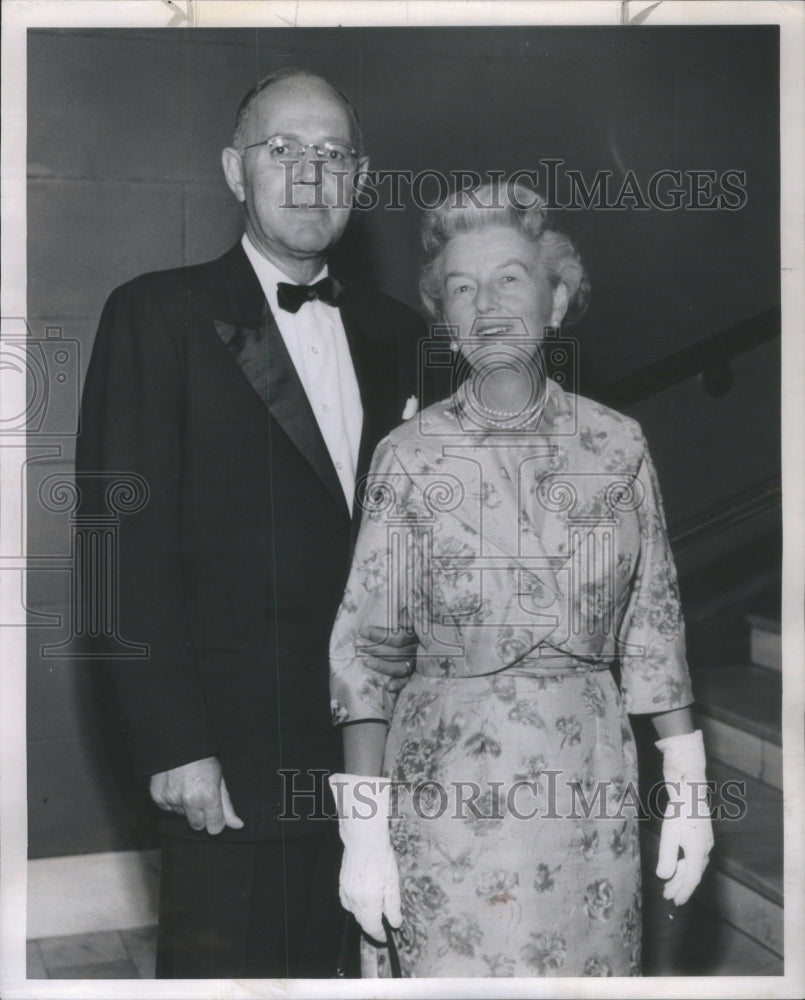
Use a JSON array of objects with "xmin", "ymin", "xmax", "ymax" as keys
[{"xmin": 293, "ymin": 149, "xmax": 325, "ymax": 184}]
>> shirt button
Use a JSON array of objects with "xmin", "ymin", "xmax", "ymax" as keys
[
  {"xmin": 311, "ymin": 346, "xmax": 319, "ymax": 355},
  {"xmin": 336, "ymin": 462, "xmax": 343, "ymax": 470},
  {"xmin": 323, "ymin": 404, "xmax": 331, "ymax": 413}
]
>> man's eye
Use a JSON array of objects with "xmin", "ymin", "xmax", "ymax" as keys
[
  {"xmin": 325, "ymin": 148, "xmax": 345, "ymax": 161},
  {"xmin": 271, "ymin": 144, "xmax": 289, "ymax": 157},
  {"xmin": 501, "ymin": 274, "xmax": 518, "ymax": 284}
]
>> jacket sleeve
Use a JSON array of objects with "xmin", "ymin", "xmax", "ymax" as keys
[
  {"xmin": 616, "ymin": 437, "xmax": 695, "ymax": 715},
  {"xmin": 75, "ymin": 279, "xmax": 215, "ymax": 777},
  {"xmin": 330, "ymin": 436, "xmax": 416, "ymax": 726}
]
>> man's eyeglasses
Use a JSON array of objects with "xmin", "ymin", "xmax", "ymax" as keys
[{"xmin": 240, "ymin": 134, "xmax": 359, "ymax": 171}]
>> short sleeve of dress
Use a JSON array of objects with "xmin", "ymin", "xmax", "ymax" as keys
[
  {"xmin": 617, "ymin": 438, "xmax": 694, "ymax": 715},
  {"xmin": 329, "ymin": 435, "xmax": 415, "ymax": 727}
]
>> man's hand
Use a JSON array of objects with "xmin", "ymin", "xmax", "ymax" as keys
[
  {"xmin": 359, "ymin": 624, "xmax": 417, "ymax": 694},
  {"xmin": 149, "ymin": 756, "xmax": 244, "ymax": 835}
]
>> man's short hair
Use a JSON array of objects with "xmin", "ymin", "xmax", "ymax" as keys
[{"xmin": 233, "ymin": 68, "xmax": 364, "ymax": 154}]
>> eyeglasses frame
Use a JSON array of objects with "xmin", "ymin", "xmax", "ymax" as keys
[{"xmin": 240, "ymin": 134, "xmax": 359, "ymax": 165}]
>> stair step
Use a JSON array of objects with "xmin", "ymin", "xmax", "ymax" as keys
[
  {"xmin": 642, "ymin": 759, "xmax": 783, "ymax": 960},
  {"xmin": 695, "ymin": 714, "xmax": 782, "ymax": 791},
  {"xmin": 641, "ymin": 830, "xmax": 783, "ymax": 974},
  {"xmin": 693, "ymin": 917, "xmax": 783, "ymax": 975},
  {"xmin": 692, "ymin": 658, "xmax": 781, "ymax": 789},
  {"xmin": 693, "ymin": 659, "xmax": 781, "ymax": 745},
  {"xmin": 706, "ymin": 866, "xmax": 783, "ymax": 960},
  {"xmin": 632, "ymin": 712, "xmax": 783, "ymax": 961},
  {"xmin": 746, "ymin": 613, "xmax": 782, "ymax": 672},
  {"xmin": 708, "ymin": 759, "xmax": 783, "ymax": 908}
]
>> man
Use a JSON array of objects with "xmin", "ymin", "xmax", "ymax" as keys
[{"xmin": 76, "ymin": 70, "xmax": 424, "ymax": 978}]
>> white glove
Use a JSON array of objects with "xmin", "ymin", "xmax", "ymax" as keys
[
  {"xmin": 329, "ymin": 773, "xmax": 402, "ymax": 942},
  {"xmin": 655, "ymin": 729, "xmax": 714, "ymax": 905}
]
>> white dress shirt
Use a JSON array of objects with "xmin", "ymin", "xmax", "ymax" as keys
[{"xmin": 242, "ymin": 234, "xmax": 363, "ymax": 510}]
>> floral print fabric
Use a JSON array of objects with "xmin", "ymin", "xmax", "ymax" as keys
[{"xmin": 330, "ymin": 379, "xmax": 693, "ymax": 977}]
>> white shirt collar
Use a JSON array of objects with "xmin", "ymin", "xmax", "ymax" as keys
[{"xmin": 241, "ymin": 233, "xmax": 327, "ymax": 303}]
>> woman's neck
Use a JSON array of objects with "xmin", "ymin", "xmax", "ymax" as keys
[{"xmin": 470, "ymin": 369, "xmax": 543, "ymax": 416}]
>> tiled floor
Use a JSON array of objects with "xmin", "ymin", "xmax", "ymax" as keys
[
  {"xmin": 28, "ymin": 910, "xmax": 781, "ymax": 979},
  {"xmin": 28, "ymin": 926, "xmax": 156, "ymax": 979},
  {"xmin": 26, "ymin": 827, "xmax": 782, "ymax": 980}
]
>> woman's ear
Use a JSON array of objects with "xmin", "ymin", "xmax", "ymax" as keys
[{"xmin": 550, "ymin": 282, "xmax": 570, "ymax": 327}]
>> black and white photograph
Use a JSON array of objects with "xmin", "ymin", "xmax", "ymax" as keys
[{"xmin": 1, "ymin": 1, "xmax": 803, "ymax": 997}]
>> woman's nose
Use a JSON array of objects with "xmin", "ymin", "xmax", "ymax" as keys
[{"xmin": 475, "ymin": 283, "xmax": 498, "ymax": 313}]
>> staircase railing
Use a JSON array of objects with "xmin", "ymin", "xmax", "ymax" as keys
[
  {"xmin": 669, "ymin": 474, "xmax": 781, "ymax": 550},
  {"xmin": 597, "ymin": 306, "xmax": 780, "ymax": 410},
  {"xmin": 589, "ymin": 306, "xmax": 781, "ymax": 552}
]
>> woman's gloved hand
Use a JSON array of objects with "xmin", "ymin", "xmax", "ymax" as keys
[
  {"xmin": 655, "ymin": 729, "xmax": 714, "ymax": 905},
  {"xmin": 329, "ymin": 773, "xmax": 402, "ymax": 941}
]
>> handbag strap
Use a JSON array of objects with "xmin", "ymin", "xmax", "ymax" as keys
[
  {"xmin": 382, "ymin": 915, "xmax": 403, "ymax": 978},
  {"xmin": 335, "ymin": 914, "xmax": 403, "ymax": 978}
]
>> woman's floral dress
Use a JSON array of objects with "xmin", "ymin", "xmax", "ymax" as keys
[{"xmin": 330, "ymin": 379, "xmax": 694, "ymax": 977}]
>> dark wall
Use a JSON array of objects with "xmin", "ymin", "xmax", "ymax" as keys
[{"xmin": 26, "ymin": 27, "xmax": 780, "ymax": 857}]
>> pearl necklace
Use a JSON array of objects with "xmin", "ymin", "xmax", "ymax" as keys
[
  {"xmin": 476, "ymin": 402, "xmax": 528, "ymax": 418},
  {"xmin": 465, "ymin": 384, "xmax": 546, "ymax": 427}
]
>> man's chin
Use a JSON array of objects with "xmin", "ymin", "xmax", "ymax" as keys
[{"xmin": 282, "ymin": 225, "xmax": 345, "ymax": 256}]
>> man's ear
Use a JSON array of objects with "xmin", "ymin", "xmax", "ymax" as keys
[
  {"xmin": 221, "ymin": 147, "xmax": 246, "ymax": 203},
  {"xmin": 352, "ymin": 156, "xmax": 371, "ymax": 197},
  {"xmin": 550, "ymin": 281, "xmax": 570, "ymax": 327}
]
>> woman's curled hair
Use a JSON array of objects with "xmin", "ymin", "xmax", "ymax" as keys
[{"xmin": 419, "ymin": 179, "xmax": 590, "ymax": 324}]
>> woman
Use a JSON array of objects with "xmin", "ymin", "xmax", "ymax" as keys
[{"xmin": 329, "ymin": 181, "xmax": 713, "ymax": 977}]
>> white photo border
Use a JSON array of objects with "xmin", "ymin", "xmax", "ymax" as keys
[{"xmin": 2, "ymin": 2, "xmax": 803, "ymax": 998}]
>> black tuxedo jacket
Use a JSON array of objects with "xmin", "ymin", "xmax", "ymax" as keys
[{"xmin": 76, "ymin": 242, "xmax": 426, "ymax": 840}]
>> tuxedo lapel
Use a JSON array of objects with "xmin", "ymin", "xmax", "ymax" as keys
[
  {"xmin": 213, "ymin": 318, "xmax": 270, "ymax": 407},
  {"xmin": 211, "ymin": 244, "xmax": 349, "ymax": 519},
  {"xmin": 262, "ymin": 311, "xmax": 349, "ymax": 517}
]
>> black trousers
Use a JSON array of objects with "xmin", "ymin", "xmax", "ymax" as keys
[{"xmin": 155, "ymin": 827, "xmax": 355, "ymax": 978}]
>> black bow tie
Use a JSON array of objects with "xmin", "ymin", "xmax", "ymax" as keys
[{"xmin": 276, "ymin": 277, "xmax": 343, "ymax": 313}]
